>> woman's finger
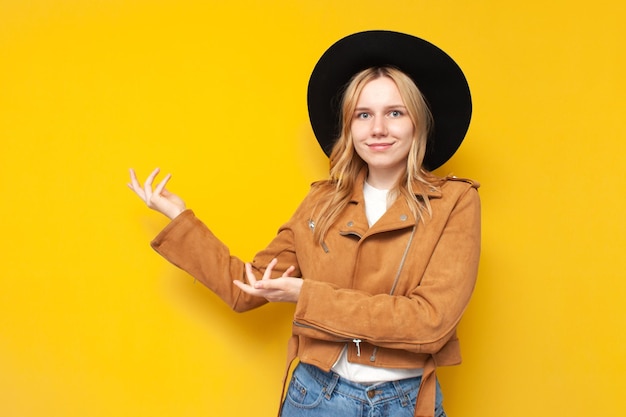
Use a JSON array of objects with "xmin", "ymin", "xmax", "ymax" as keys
[
  {"xmin": 128, "ymin": 168, "xmax": 139, "ymax": 188},
  {"xmin": 143, "ymin": 167, "xmax": 161, "ymax": 206},
  {"xmin": 244, "ymin": 262, "xmax": 258, "ymax": 287},
  {"xmin": 282, "ymin": 265, "xmax": 296, "ymax": 278},
  {"xmin": 262, "ymin": 258, "xmax": 279, "ymax": 281},
  {"xmin": 154, "ymin": 173, "xmax": 172, "ymax": 195},
  {"xmin": 127, "ymin": 168, "xmax": 146, "ymax": 199}
]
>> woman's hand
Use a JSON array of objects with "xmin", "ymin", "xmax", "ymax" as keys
[
  {"xmin": 127, "ymin": 168, "xmax": 186, "ymax": 220},
  {"xmin": 233, "ymin": 258, "xmax": 302, "ymax": 303}
]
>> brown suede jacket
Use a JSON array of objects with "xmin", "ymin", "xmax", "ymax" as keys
[{"xmin": 150, "ymin": 172, "xmax": 480, "ymax": 417}]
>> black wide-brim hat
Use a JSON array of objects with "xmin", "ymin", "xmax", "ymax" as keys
[{"xmin": 307, "ymin": 30, "xmax": 472, "ymax": 171}]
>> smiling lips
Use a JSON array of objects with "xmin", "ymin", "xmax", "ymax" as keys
[{"xmin": 367, "ymin": 142, "xmax": 394, "ymax": 151}]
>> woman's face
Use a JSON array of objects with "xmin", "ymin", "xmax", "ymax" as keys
[{"xmin": 350, "ymin": 76, "xmax": 415, "ymax": 187}]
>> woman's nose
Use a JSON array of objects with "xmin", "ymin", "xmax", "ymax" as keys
[{"xmin": 371, "ymin": 116, "xmax": 387, "ymax": 136}]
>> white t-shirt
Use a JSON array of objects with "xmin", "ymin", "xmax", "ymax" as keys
[{"xmin": 330, "ymin": 181, "xmax": 423, "ymax": 383}]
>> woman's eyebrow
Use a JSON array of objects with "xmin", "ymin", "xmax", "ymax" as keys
[{"xmin": 354, "ymin": 104, "xmax": 407, "ymax": 111}]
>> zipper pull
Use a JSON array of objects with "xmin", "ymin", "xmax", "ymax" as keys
[
  {"xmin": 353, "ymin": 339, "xmax": 362, "ymax": 357},
  {"xmin": 370, "ymin": 346, "xmax": 378, "ymax": 362}
]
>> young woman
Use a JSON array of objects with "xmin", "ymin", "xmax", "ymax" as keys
[{"xmin": 128, "ymin": 31, "xmax": 480, "ymax": 417}]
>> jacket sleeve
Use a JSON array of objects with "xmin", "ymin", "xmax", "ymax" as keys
[
  {"xmin": 292, "ymin": 185, "xmax": 481, "ymax": 354},
  {"xmin": 150, "ymin": 209, "xmax": 301, "ymax": 313}
]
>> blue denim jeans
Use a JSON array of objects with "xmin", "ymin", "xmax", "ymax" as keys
[{"xmin": 280, "ymin": 363, "xmax": 446, "ymax": 417}]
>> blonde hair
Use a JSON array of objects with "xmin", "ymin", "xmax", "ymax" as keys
[{"xmin": 313, "ymin": 66, "xmax": 441, "ymax": 244}]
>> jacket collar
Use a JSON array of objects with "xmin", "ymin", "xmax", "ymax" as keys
[
  {"xmin": 340, "ymin": 169, "xmax": 440, "ymax": 237},
  {"xmin": 348, "ymin": 168, "xmax": 442, "ymax": 204}
]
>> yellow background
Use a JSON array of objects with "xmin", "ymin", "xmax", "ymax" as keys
[{"xmin": 1, "ymin": 1, "xmax": 625, "ymax": 416}]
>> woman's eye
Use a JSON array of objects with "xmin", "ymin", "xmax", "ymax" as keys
[
  {"xmin": 389, "ymin": 110, "xmax": 403, "ymax": 117},
  {"xmin": 356, "ymin": 112, "xmax": 370, "ymax": 119}
]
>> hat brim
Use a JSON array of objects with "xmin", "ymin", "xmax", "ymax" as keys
[{"xmin": 307, "ymin": 30, "xmax": 472, "ymax": 171}]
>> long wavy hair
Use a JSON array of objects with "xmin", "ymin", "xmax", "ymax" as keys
[{"xmin": 312, "ymin": 66, "xmax": 442, "ymax": 245}]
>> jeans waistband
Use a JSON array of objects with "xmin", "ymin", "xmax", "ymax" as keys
[{"xmin": 299, "ymin": 362, "xmax": 422, "ymax": 406}]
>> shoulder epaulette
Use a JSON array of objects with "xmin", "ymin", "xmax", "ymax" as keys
[{"xmin": 445, "ymin": 175, "xmax": 480, "ymax": 189}]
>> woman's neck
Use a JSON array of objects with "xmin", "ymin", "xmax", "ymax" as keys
[{"xmin": 366, "ymin": 168, "xmax": 401, "ymax": 190}]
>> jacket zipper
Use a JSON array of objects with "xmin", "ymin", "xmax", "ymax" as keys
[
  {"xmin": 292, "ymin": 321, "xmax": 371, "ymax": 359},
  {"xmin": 370, "ymin": 346, "xmax": 379, "ymax": 362}
]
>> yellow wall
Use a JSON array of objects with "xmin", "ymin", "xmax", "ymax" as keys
[{"xmin": 1, "ymin": 1, "xmax": 625, "ymax": 416}]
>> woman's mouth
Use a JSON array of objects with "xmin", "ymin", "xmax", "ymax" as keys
[{"xmin": 367, "ymin": 142, "xmax": 393, "ymax": 151}]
